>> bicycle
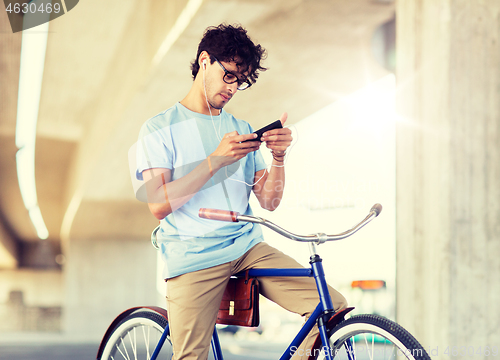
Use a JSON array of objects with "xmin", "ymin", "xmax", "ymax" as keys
[{"xmin": 96, "ymin": 204, "xmax": 431, "ymax": 360}]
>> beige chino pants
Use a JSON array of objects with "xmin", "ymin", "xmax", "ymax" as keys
[{"xmin": 165, "ymin": 242, "xmax": 347, "ymax": 360}]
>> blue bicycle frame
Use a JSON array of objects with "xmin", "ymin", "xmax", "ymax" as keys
[{"xmin": 150, "ymin": 252, "xmax": 337, "ymax": 360}]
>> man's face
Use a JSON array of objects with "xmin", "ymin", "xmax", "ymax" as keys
[{"xmin": 203, "ymin": 58, "xmax": 250, "ymax": 110}]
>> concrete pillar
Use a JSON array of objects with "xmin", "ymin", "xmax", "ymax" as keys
[
  {"xmin": 396, "ymin": 0, "xmax": 500, "ymax": 356},
  {"xmin": 64, "ymin": 236, "xmax": 160, "ymax": 340}
]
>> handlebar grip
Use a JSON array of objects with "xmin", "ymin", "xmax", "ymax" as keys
[
  {"xmin": 199, "ymin": 208, "xmax": 240, "ymax": 222},
  {"xmin": 370, "ymin": 203, "xmax": 383, "ymax": 216}
]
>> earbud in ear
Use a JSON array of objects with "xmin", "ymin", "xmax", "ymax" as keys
[{"xmin": 202, "ymin": 60, "xmax": 207, "ymax": 68}]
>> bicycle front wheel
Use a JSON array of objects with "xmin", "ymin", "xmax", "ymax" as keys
[
  {"xmin": 316, "ymin": 314, "xmax": 431, "ymax": 360},
  {"xmin": 100, "ymin": 310, "xmax": 172, "ymax": 360}
]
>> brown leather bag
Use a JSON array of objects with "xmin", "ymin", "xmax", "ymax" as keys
[{"xmin": 216, "ymin": 271, "xmax": 259, "ymax": 327}]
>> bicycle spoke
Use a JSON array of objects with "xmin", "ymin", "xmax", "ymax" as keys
[
  {"xmin": 342, "ymin": 337, "xmax": 355, "ymax": 360},
  {"xmin": 371, "ymin": 334, "xmax": 375, "ymax": 360},
  {"xmin": 142, "ymin": 325, "xmax": 150, "ymax": 360},
  {"xmin": 385, "ymin": 341, "xmax": 394, "ymax": 360},
  {"xmin": 101, "ymin": 311, "xmax": 171, "ymax": 360},
  {"xmin": 117, "ymin": 338, "xmax": 131, "ymax": 360},
  {"xmin": 321, "ymin": 315, "xmax": 430, "ymax": 360},
  {"xmin": 129, "ymin": 327, "xmax": 137, "ymax": 360},
  {"xmin": 363, "ymin": 333, "xmax": 374, "ymax": 360},
  {"xmin": 122, "ymin": 336, "xmax": 133, "ymax": 360},
  {"xmin": 148, "ymin": 326, "xmax": 152, "ymax": 360}
]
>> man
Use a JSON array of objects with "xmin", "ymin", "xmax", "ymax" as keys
[{"xmin": 136, "ymin": 23, "xmax": 347, "ymax": 360}]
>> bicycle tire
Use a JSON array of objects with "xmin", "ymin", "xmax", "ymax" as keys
[
  {"xmin": 100, "ymin": 310, "xmax": 172, "ymax": 360},
  {"xmin": 314, "ymin": 314, "xmax": 431, "ymax": 360}
]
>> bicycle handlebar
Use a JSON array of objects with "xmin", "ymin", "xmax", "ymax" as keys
[{"xmin": 198, "ymin": 203, "xmax": 382, "ymax": 244}]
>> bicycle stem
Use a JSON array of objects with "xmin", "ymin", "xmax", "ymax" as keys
[{"xmin": 309, "ymin": 242, "xmax": 318, "ymax": 257}]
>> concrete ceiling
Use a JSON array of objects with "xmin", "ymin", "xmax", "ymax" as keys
[{"xmin": 0, "ymin": 0, "xmax": 394, "ymax": 268}]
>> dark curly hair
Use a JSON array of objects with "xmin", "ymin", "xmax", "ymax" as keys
[{"xmin": 190, "ymin": 23, "xmax": 267, "ymax": 84}]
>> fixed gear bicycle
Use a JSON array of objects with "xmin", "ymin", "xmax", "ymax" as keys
[{"xmin": 96, "ymin": 204, "xmax": 431, "ymax": 360}]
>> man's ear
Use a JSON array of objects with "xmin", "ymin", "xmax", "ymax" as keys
[{"xmin": 199, "ymin": 51, "xmax": 209, "ymax": 68}]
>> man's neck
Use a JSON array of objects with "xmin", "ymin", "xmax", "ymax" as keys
[{"xmin": 180, "ymin": 83, "xmax": 220, "ymax": 116}]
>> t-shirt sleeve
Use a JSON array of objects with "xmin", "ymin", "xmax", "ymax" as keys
[
  {"xmin": 254, "ymin": 148, "xmax": 267, "ymax": 173},
  {"xmin": 135, "ymin": 117, "xmax": 174, "ymax": 181}
]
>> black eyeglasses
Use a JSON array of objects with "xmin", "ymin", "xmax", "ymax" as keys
[{"xmin": 213, "ymin": 57, "xmax": 252, "ymax": 91}]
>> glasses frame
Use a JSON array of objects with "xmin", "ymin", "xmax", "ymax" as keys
[{"xmin": 212, "ymin": 57, "xmax": 252, "ymax": 91}]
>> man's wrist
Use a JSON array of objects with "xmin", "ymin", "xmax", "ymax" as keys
[
  {"xmin": 271, "ymin": 150, "xmax": 286, "ymax": 163},
  {"xmin": 207, "ymin": 155, "xmax": 225, "ymax": 175},
  {"xmin": 207, "ymin": 156, "xmax": 214, "ymax": 177}
]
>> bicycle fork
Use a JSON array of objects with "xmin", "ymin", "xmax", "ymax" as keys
[{"xmin": 151, "ymin": 323, "xmax": 170, "ymax": 360}]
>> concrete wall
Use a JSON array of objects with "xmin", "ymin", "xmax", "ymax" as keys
[
  {"xmin": 396, "ymin": 0, "xmax": 500, "ymax": 356},
  {"xmin": 0, "ymin": 269, "xmax": 62, "ymax": 332},
  {"xmin": 0, "ymin": 269, "xmax": 62, "ymax": 306},
  {"xmin": 63, "ymin": 236, "xmax": 160, "ymax": 340},
  {"xmin": 0, "ymin": 237, "xmax": 160, "ymax": 338}
]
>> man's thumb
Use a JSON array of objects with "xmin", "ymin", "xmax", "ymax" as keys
[{"xmin": 280, "ymin": 112, "xmax": 288, "ymax": 126}]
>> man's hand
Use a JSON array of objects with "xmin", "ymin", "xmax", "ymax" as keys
[
  {"xmin": 260, "ymin": 112, "xmax": 292, "ymax": 155},
  {"xmin": 209, "ymin": 131, "xmax": 261, "ymax": 170}
]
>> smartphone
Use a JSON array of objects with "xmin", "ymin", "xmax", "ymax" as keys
[{"xmin": 243, "ymin": 120, "xmax": 283, "ymax": 142}]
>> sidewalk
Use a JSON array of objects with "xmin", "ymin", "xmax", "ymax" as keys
[
  {"xmin": 0, "ymin": 331, "xmax": 101, "ymax": 345},
  {"xmin": 0, "ymin": 333, "xmax": 280, "ymax": 360}
]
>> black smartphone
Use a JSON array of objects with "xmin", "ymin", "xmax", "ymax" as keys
[{"xmin": 243, "ymin": 120, "xmax": 283, "ymax": 142}]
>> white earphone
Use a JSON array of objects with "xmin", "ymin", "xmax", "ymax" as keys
[{"xmin": 202, "ymin": 59, "xmax": 207, "ymax": 69}]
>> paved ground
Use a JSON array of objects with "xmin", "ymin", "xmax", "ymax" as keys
[
  {"xmin": 0, "ymin": 336, "xmax": 285, "ymax": 360},
  {"xmin": 0, "ymin": 316, "xmax": 297, "ymax": 360},
  {"xmin": 0, "ymin": 343, "xmax": 98, "ymax": 360}
]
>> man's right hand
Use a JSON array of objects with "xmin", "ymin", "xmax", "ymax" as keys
[{"xmin": 209, "ymin": 131, "xmax": 261, "ymax": 170}]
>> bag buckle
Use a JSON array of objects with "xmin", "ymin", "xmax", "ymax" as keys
[{"xmin": 229, "ymin": 301, "xmax": 235, "ymax": 316}]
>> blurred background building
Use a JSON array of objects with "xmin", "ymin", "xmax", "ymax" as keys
[{"xmin": 0, "ymin": 0, "xmax": 498, "ymax": 357}]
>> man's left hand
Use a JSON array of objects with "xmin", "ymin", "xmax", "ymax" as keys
[{"xmin": 260, "ymin": 112, "xmax": 292, "ymax": 154}]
